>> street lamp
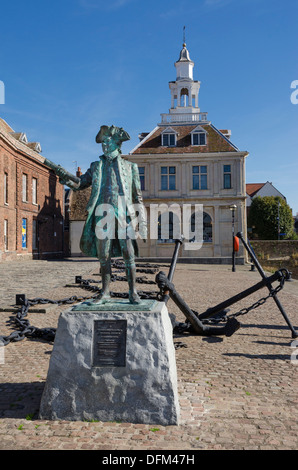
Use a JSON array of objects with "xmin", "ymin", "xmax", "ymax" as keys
[{"xmin": 229, "ymin": 204, "xmax": 237, "ymax": 272}]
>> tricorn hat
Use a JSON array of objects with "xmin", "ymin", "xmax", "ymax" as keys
[{"xmin": 95, "ymin": 125, "xmax": 130, "ymax": 144}]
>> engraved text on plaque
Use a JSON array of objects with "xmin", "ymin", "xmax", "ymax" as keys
[{"xmin": 93, "ymin": 320, "xmax": 127, "ymax": 367}]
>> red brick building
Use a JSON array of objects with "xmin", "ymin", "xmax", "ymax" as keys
[{"xmin": 0, "ymin": 118, "xmax": 65, "ymax": 261}]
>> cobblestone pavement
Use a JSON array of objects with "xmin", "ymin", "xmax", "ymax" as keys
[{"xmin": 0, "ymin": 257, "xmax": 297, "ymax": 451}]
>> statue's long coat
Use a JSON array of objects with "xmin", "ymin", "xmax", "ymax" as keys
[{"xmin": 75, "ymin": 156, "xmax": 146, "ymax": 258}]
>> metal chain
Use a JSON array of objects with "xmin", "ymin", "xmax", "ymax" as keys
[
  {"xmin": 1, "ymin": 266, "xmax": 286, "ymax": 346},
  {"xmin": 0, "ymin": 294, "xmax": 93, "ymax": 346},
  {"xmin": 229, "ymin": 282, "xmax": 284, "ymax": 319},
  {"xmin": 0, "ymin": 273, "xmax": 159, "ymax": 347},
  {"xmin": 194, "ymin": 279, "xmax": 285, "ymax": 326}
]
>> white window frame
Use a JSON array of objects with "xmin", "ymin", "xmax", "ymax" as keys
[
  {"xmin": 162, "ymin": 133, "xmax": 176, "ymax": 147},
  {"xmin": 192, "ymin": 132, "xmax": 206, "ymax": 146},
  {"xmin": 20, "ymin": 133, "xmax": 28, "ymax": 144},
  {"xmin": 22, "ymin": 174, "xmax": 28, "ymax": 202},
  {"xmin": 138, "ymin": 166, "xmax": 145, "ymax": 191},
  {"xmin": 32, "ymin": 177, "xmax": 37, "ymax": 204},
  {"xmin": 191, "ymin": 125, "xmax": 207, "ymax": 146},
  {"xmin": 4, "ymin": 172, "xmax": 8, "ymax": 205},
  {"xmin": 161, "ymin": 166, "xmax": 176, "ymax": 191},
  {"xmin": 223, "ymin": 164, "xmax": 232, "ymax": 189},
  {"xmin": 192, "ymin": 165, "xmax": 208, "ymax": 190},
  {"xmin": 161, "ymin": 127, "xmax": 178, "ymax": 147}
]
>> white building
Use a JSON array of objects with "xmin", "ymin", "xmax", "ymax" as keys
[
  {"xmin": 246, "ymin": 182, "xmax": 286, "ymax": 208},
  {"xmin": 127, "ymin": 41, "xmax": 249, "ymax": 264}
]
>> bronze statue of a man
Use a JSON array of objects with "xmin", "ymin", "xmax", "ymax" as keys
[{"xmin": 54, "ymin": 125, "xmax": 147, "ymax": 304}]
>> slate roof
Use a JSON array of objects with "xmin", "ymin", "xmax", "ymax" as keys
[
  {"xmin": 131, "ymin": 123, "xmax": 239, "ymax": 154},
  {"xmin": 0, "ymin": 117, "xmax": 43, "ymax": 162},
  {"xmin": 0, "ymin": 117, "xmax": 14, "ymax": 133}
]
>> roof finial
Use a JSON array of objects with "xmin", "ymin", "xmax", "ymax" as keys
[{"xmin": 183, "ymin": 25, "xmax": 186, "ymax": 46}]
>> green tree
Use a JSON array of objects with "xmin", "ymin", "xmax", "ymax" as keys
[{"xmin": 248, "ymin": 196, "xmax": 294, "ymax": 240}]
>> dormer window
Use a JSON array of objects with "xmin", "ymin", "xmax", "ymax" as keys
[
  {"xmin": 162, "ymin": 133, "xmax": 176, "ymax": 146},
  {"xmin": 161, "ymin": 127, "xmax": 177, "ymax": 147},
  {"xmin": 191, "ymin": 125, "xmax": 207, "ymax": 146},
  {"xmin": 20, "ymin": 133, "xmax": 28, "ymax": 144},
  {"xmin": 27, "ymin": 142, "xmax": 42, "ymax": 153},
  {"xmin": 192, "ymin": 132, "xmax": 206, "ymax": 146},
  {"xmin": 10, "ymin": 132, "xmax": 28, "ymax": 144}
]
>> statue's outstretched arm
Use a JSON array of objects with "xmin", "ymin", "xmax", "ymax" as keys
[{"xmin": 43, "ymin": 158, "xmax": 92, "ymax": 191}]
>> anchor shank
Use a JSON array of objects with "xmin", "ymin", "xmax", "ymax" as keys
[{"xmin": 162, "ymin": 237, "xmax": 184, "ymax": 304}]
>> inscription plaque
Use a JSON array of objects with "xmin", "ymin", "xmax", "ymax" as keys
[{"xmin": 93, "ymin": 319, "xmax": 127, "ymax": 367}]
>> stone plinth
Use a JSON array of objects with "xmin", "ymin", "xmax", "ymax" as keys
[{"xmin": 39, "ymin": 299, "xmax": 180, "ymax": 425}]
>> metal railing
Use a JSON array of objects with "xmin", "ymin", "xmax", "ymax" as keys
[{"xmin": 160, "ymin": 112, "xmax": 209, "ymax": 124}]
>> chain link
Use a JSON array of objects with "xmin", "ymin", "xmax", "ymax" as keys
[
  {"xmin": 229, "ymin": 281, "xmax": 284, "ymax": 319},
  {"xmin": 0, "ymin": 265, "xmax": 287, "ymax": 346},
  {"xmin": 193, "ymin": 277, "xmax": 285, "ymax": 326},
  {"xmin": 0, "ymin": 270, "xmax": 159, "ymax": 347},
  {"xmin": 0, "ymin": 294, "xmax": 92, "ymax": 346}
]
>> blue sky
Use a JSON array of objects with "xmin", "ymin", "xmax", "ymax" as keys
[{"xmin": 0, "ymin": 0, "xmax": 298, "ymax": 214}]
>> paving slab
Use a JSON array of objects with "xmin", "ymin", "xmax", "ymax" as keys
[{"xmin": 0, "ymin": 258, "xmax": 297, "ymax": 450}]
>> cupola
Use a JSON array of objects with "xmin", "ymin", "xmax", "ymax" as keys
[{"xmin": 175, "ymin": 43, "xmax": 194, "ymax": 80}]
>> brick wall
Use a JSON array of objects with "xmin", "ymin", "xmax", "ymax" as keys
[
  {"xmin": 250, "ymin": 240, "xmax": 298, "ymax": 279},
  {"xmin": 1, "ymin": 141, "xmax": 16, "ymax": 259},
  {"xmin": 250, "ymin": 240, "xmax": 298, "ymax": 259},
  {"xmin": 0, "ymin": 133, "xmax": 65, "ymax": 261}
]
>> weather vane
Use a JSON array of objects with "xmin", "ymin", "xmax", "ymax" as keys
[{"xmin": 183, "ymin": 25, "xmax": 186, "ymax": 44}]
